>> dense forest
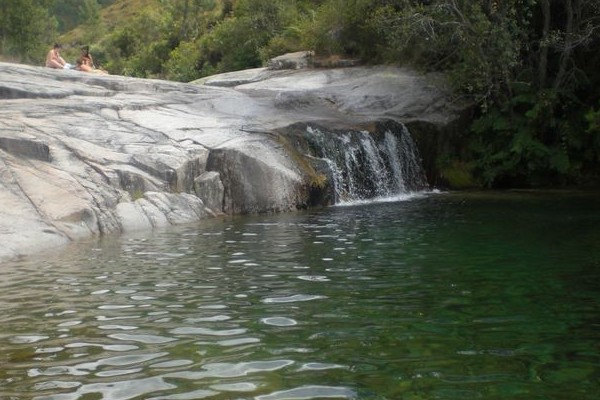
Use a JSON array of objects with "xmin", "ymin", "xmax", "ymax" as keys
[{"xmin": 1, "ymin": 0, "xmax": 599, "ymax": 188}]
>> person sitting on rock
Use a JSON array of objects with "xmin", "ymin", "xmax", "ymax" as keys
[
  {"xmin": 45, "ymin": 43, "xmax": 72, "ymax": 69},
  {"xmin": 77, "ymin": 46, "xmax": 108, "ymax": 74}
]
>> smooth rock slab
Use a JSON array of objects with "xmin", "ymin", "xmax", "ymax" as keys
[{"xmin": 0, "ymin": 61, "xmax": 460, "ymax": 262}]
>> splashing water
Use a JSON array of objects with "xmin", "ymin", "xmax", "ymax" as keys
[{"xmin": 305, "ymin": 121, "xmax": 427, "ymax": 204}]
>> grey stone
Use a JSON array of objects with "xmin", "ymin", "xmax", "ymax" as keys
[
  {"xmin": 0, "ymin": 58, "xmax": 464, "ymax": 262},
  {"xmin": 0, "ymin": 134, "xmax": 51, "ymax": 161},
  {"xmin": 194, "ymin": 171, "xmax": 225, "ymax": 215},
  {"xmin": 267, "ymin": 51, "xmax": 312, "ymax": 70}
]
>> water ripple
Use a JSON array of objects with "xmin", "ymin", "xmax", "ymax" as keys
[
  {"xmin": 262, "ymin": 294, "xmax": 327, "ymax": 303},
  {"xmin": 298, "ymin": 362, "xmax": 347, "ymax": 371},
  {"xmin": 170, "ymin": 327, "xmax": 247, "ymax": 336},
  {"xmin": 298, "ymin": 275, "xmax": 331, "ymax": 282},
  {"xmin": 166, "ymin": 360, "xmax": 294, "ymax": 379},
  {"xmin": 29, "ymin": 352, "xmax": 169, "ymax": 378},
  {"xmin": 33, "ymin": 376, "xmax": 176, "ymax": 400},
  {"xmin": 147, "ymin": 388, "xmax": 218, "ymax": 400},
  {"xmin": 261, "ymin": 317, "xmax": 298, "ymax": 326},
  {"xmin": 184, "ymin": 314, "xmax": 231, "ymax": 323},
  {"xmin": 256, "ymin": 385, "xmax": 356, "ymax": 399},
  {"xmin": 98, "ymin": 324, "xmax": 138, "ymax": 330},
  {"xmin": 108, "ymin": 333, "xmax": 177, "ymax": 344},
  {"xmin": 10, "ymin": 335, "xmax": 49, "ymax": 344},
  {"xmin": 150, "ymin": 359, "xmax": 194, "ymax": 369},
  {"xmin": 215, "ymin": 337, "xmax": 261, "ymax": 346},
  {"xmin": 64, "ymin": 342, "xmax": 138, "ymax": 352}
]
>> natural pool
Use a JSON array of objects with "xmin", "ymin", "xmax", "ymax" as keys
[{"xmin": 1, "ymin": 191, "xmax": 599, "ymax": 399}]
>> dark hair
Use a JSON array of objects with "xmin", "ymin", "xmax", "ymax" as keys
[{"xmin": 53, "ymin": 43, "xmax": 62, "ymax": 49}]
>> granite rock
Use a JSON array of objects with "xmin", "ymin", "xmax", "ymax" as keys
[{"xmin": 0, "ymin": 60, "xmax": 461, "ymax": 261}]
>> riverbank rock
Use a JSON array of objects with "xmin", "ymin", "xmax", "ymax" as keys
[{"xmin": 0, "ymin": 60, "xmax": 465, "ymax": 262}]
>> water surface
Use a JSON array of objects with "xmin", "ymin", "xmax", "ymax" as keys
[{"xmin": 1, "ymin": 191, "xmax": 599, "ymax": 399}]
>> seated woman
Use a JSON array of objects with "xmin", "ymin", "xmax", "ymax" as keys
[{"xmin": 77, "ymin": 46, "xmax": 108, "ymax": 74}]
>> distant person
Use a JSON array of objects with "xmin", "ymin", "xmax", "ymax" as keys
[
  {"xmin": 77, "ymin": 46, "xmax": 108, "ymax": 74},
  {"xmin": 77, "ymin": 46, "xmax": 94, "ymax": 72},
  {"xmin": 45, "ymin": 43, "xmax": 72, "ymax": 69}
]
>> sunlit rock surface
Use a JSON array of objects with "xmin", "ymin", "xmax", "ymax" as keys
[{"xmin": 0, "ymin": 60, "xmax": 459, "ymax": 261}]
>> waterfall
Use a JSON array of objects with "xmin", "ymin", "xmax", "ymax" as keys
[{"xmin": 300, "ymin": 120, "xmax": 428, "ymax": 204}]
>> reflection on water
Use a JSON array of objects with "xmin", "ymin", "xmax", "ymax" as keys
[{"xmin": 1, "ymin": 191, "xmax": 599, "ymax": 399}]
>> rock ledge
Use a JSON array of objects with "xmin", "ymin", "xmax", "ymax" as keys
[{"xmin": 0, "ymin": 60, "xmax": 462, "ymax": 262}]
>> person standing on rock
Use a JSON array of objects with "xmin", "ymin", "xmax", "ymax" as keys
[{"xmin": 45, "ymin": 43, "xmax": 72, "ymax": 69}]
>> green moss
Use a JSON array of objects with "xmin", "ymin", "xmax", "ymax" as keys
[
  {"xmin": 440, "ymin": 160, "xmax": 478, "ymax": 189},
  {"xmin": 310, "ymin": 172, "xmax": 328, "ymax": 189},
  {"xmin": 131, "ymin": 188, "xmax": 145, "ymax": 201},
  {"xmin": 276, "ymin": 134, "xmax": 327, "ymax": 190}
]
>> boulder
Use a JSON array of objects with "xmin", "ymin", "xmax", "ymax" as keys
[{"xmin": 0, "ymin": 60, "xmax": 465, "ymax": 261}]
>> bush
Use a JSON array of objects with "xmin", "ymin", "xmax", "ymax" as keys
[
  {"xmin": 165, "ymin": 40, "xmax": 203, "ymax": 82},
  {"xmin": 0, "ymin": 0, "xmax": 58, "ymax": 64},
  {"xmin": 298, "ymin": 0, "xmax": 384, "ymax": 59},
  {"xmin": 98, "ymin": 8, "xmax": 171, "ymax": 76}
]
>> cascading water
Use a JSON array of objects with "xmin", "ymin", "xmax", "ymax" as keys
[{"xmin": 297, "ymin": 120, "xmax": 428, "ymax": 204}]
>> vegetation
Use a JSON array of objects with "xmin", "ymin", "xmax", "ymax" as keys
[
  {"xmin": 0, "ymin": 0, "xmax": 57, "ymax": 63},
  {"xmin": 1, "ymin": 0, "xmax": 599, "ymax": 188}
]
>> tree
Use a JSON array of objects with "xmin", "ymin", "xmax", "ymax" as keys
[
  {"xmin": 175, "ymin": 0, "xmax": 304, "ymax": 78},
  {"xmin": 101, "ymin": 8, "xmax": 171, "ymax": 77},
  {"xmin": 369, "ymin": 0, "xmax": 600, "ymax": 186},
  {"xmin": 0, "ymin": 0, "xmax": 57, "ymax": 63},
  {"xmin": 79, "ymin": 0, "xmax": 104, "ymax": 44},
  {"xmin": 168, "ymin": 0, "xmax": 219, "ymax": 42}
]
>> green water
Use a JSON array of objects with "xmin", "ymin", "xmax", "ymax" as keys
[{"xmin": 1, "ymin": 191, "xmax": 599, "ymax": 400}]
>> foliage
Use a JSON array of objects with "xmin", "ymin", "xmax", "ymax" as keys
[
  {"xmin": 0, "ymin": 0, "xmax": 57, "ymax": 63},
  {"xmin": 195, "ymin": 0, "xmax": 301, "ymax": 73},
  {"xmin": 53, "ymin": 0, "xmax": 116, "ymax": 32},
  {"xmin": 168, "ymin": 0, "xmax": 219, "ymax": 42},
  {"xmin": 370, "ymin": 0, "xmax": 600, "ymax": 187},
  {"xmin": 197, "ymin": 15, "xmax": 263, "ymax": 74},
  {"xmin": 298, "ymin": 0, "xmax": 385, "ymax": 59},
  {"xmin": 164, "ymin": 40, "xmax": 203, "ymax": 82},
  {"xmin": 100, "ymin": 8, "xmax": 171, "ymax": 77},
  {"xmin": 438, "ymin": 159, "xmax": 477, "ymax": 189},
  {"xmin": 79, "ymin": 0, "xmax": 105, "ymax": 44}
]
